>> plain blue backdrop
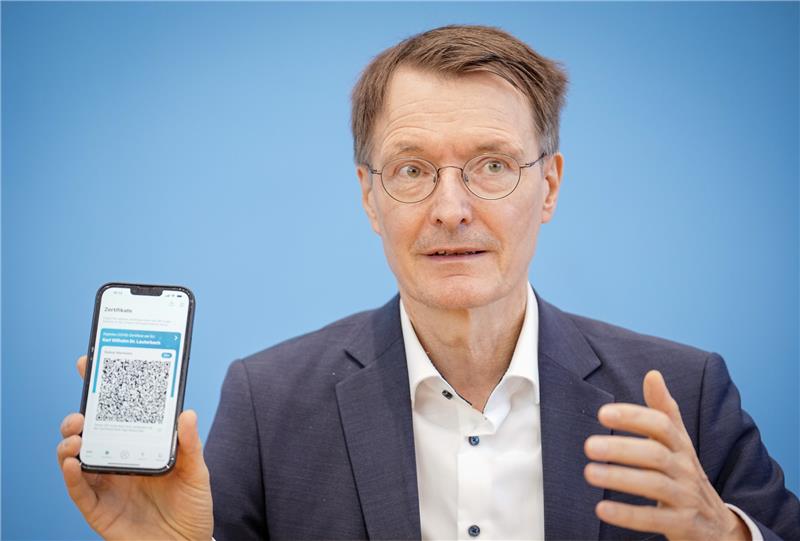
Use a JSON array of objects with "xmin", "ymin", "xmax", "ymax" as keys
[{"xmin": 2, "ymin": 2, "xmax": 798, "ymax": 539}]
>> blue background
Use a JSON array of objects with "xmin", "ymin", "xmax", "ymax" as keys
[{"xmin": 2, "ymin": 2, "xmax": 798, "ymax": 539}]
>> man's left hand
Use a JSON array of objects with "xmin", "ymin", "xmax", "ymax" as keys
[{"xmin": 583, "ymin": 369, "xmax": 751, "ymax": 540}]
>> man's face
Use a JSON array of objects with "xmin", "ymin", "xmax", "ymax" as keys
[{"xmin": 357, "ymin": 65, "xmax": 564, "ymax": 311}]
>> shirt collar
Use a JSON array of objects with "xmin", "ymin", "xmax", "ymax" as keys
[{"xmin": 401, "ymin": 283, "xmax": 540, "ymax": 409}]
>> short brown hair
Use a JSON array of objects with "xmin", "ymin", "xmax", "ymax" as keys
[{"xmin": 350, "ymin": 24, "xmax": 569, "ymax": 165}]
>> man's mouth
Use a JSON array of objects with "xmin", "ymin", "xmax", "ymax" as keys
[{"xmin": 426, "ymin": 249, "xmax": 487, "ymax": 257}]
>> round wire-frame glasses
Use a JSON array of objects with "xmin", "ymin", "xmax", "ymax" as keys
[{"xmin": 366, "ymin": 152, "xmax": 547, "ymax": 203}]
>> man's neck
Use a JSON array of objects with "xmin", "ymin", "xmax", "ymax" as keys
[{"xmin": 401, "ymin": 282, "xmax": 528, "ymax": 412}]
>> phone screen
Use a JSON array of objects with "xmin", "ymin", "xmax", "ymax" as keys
[{"xmin": 79, "ymin": 284, "xmax": 194, "ymax": 473}]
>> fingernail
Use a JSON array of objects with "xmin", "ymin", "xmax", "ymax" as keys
[
  {"xmin": 598, "ymin": 501, "xmax": 616, "ymax": 517},
  {"xmin": 588, "ymin": 464, "xmax": 607, "ymax": 478},
  {"xmin": 600, "ymin": 406, "xmax": 620, "ymax": 421},
  {"xmin": 587, "ymin": 438, "xmax": 607, "ymax": 454}
]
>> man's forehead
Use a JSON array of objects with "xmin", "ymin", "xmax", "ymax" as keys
[{"xmin": 373, "ymin": 66, "xmax": 536, "ymax": 161}]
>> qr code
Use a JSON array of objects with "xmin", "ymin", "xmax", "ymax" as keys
[{"xmin": 97, "ymin": 357, "xmax": 170, "ymax": 423}]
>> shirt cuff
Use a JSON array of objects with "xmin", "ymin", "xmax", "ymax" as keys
[{"xmin": 725, "ymin": 503, "xmax": 763, "ymax": 541}]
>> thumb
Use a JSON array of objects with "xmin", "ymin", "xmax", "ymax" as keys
[
  {"xmin": 643, "ymin": 370, "xmax": 684, "ymax": 429},
  {"xmin": 174, "ymin": 409, "xmax": 207, "ymax": 478}
]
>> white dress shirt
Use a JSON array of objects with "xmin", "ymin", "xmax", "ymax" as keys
[
  {"xmin": 401, "ymin": 284, "xmax": 544, "ymax": 540},
  {"xmin": 400, "ymin": 283, "xmax": 762, "ymax": 541}
]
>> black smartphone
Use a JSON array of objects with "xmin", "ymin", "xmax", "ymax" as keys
[{"xmin": 78, "ymin": 282, "xmax": 195, "ymax": 475}]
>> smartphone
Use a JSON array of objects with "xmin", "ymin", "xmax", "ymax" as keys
[{"xmin": 78, "ymin": 282, "xmax": 195, "ymax": 475}]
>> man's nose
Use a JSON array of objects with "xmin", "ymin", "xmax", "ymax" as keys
[{"xmin": 428, "ymin": 166, "xmax": 474, "ymax": 228}]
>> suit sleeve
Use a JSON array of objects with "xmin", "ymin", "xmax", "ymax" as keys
[
  {"xmin": 204, "ymin": 360, "xmax": 269, "ymax": 540},
  {"xmin": 698, "ymin": 353, "xmax": 800, "ymax": 540}
]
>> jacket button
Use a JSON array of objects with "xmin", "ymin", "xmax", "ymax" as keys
[
  {"xmin": 468, "ymin": 436, "xmax": 480, "ymax": 446},
  {"xmin": 468, "ymin": 524, "xmax": 481, "ymax": 537}
]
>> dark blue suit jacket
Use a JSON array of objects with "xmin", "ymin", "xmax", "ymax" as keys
[{"xmin": 204, "ymin": 290, "xmax": 799, "ymax": 540}]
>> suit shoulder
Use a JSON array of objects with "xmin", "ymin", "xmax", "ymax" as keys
[
  {"xmin": 563, "ymin": 308, "xmax": 712, "ymax": 366},
  {"xmin": 556, "ymin": 308, "xmax": 719, "ymax": 411},
  {"xmin": 219, "ymin": 302, "xmax": 395, "ymax": 423},
  {"xmin": 238, "ymin": 306, "xmax": 377, "ymax": 369}
]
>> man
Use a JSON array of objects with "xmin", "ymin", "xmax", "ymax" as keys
[{"xmin": 58, "ymin": 25, "xmax": 799, "ymax": 540}]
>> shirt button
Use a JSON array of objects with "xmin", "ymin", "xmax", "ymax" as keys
[
  {"xmin": 468, "ymin": 435, "xmax": 480, "ymax": 446},
  {"xmin": 442, "ymin": 390, "xmax": 453, "ymax": 399},
  {"xmin": 468, "ymin": 524, "xmax": 481, "ymax": 537}
]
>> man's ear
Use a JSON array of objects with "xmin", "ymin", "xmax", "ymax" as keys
[
  {"xmin": 356, "ymin": 164, "xmax": 382, "ymax": 235},
  {"xmin": 541, "ymin": 152, "xmax": 564, "ymax": 224}
]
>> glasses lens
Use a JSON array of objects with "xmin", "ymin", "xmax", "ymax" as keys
[
  {"xmin": 381, "ymin": 158, "xmax": 437, "ymax": 202},
  {"xmin": 464, "ymin": 154, "xmax": 520, "ymax": 199}
]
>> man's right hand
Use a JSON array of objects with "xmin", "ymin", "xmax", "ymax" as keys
[{"xmin": 57, "ymin": 355, "xmax": 214, "ymax": 540}]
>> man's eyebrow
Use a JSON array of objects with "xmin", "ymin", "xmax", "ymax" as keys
[
  {"xmin": 472, "ymin": 141, "xmax": 526, "ymax": 157},
  {"xmin": 383, "ymin": 143, "xmax": 426, "ymax": 156},
  {"xmin": 382, "ymin": 140, "xmax": 527, "ymax": 159}
]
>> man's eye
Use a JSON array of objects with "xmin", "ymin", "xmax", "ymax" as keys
[
  {"xmin": 486, "ymin": 161, "xmax": 505, "ymax": 174},
  {"xmin": 400, "ymin": 165, "xmax": 421, "ymax": 178}
]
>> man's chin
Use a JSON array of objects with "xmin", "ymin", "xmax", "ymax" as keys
[{"xmin": 402, "ymin": 277, "xmax": 507, "ymax": 311}]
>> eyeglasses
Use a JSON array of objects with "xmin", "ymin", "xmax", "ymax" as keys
[{"xmin": 367, "ymin": 152, "xmax": 547, "ymax": 203}]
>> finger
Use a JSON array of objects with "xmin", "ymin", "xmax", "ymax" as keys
[
  {"xmin": 174, "ymin": 410, "xmax": 208, "ymax": 481},
  {"xmin": 61, "ymin": 456, "xmax": 99, "ymax": 516},
  {"xmin": 643, "ymin": 370, "xmax": 685, "ymax": 430},
  {"xmin": 585, "ymin": 435, "xmax": 676, "ymax": 476},
  {"xmin": 584, "ymin": 463, "xmax": 685, "ymax": 507},
  {"xmin": 595, "ymin": 499, "xmax": 680, "ymax": 535},
  {"xmin": 60, "ymin": 413, "xmax": 85, "ymax": 438},
  {"xmin": 76, "ymin": 355, "xmax": 87, "ymax": 380},
  {"xmin": 597, "ymin": 403, "xmax": 682, "ymax": 452},
  {"xmin": 57, "ymin": 434, "xmax": 82, "ymax": 467},
  {"xmin": 643, "ymin": 371, "xmax": 695, "ymax": 452}
]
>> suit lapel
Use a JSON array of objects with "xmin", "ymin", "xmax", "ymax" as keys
[
  {"xmin": 536, "ymin": 290, "xmax": 615, "ymax": 541},
  {"xmin": 336, "ymin": 296, "xmax": 421, "ymax": 540}
]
